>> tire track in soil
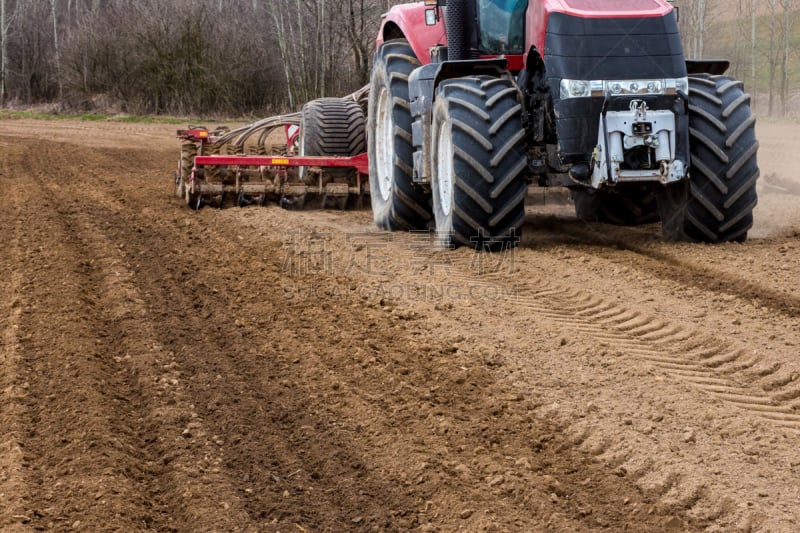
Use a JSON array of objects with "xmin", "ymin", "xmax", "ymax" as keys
[
  {"xmin": 423, "ymin": 246, "xmax": 800, "ymax": 433},
  {"xmin": 75, "ymin": 152, "xmax": 692, "ymax": 530},
  {"xmin": 250, "ymin": 214, "xmax": 799, "ymax": 528},
  {"xmin": 524, "ymin": 216, "xmax": 800, "ymax": 318},
  {"xmin": 268, "ymin": 212, "xmax": 800, "ymax": 520},
  {"xmin": 391, "ymin": 238, "xmax": 800, "ymax": 529},
  {"xmin": 216, "ymin": 210, "xmax": 728, "ymax": 520}
]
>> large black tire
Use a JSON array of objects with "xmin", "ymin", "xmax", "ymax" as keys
[
  {"xmin": 368, "ymin": 39, "xmax": 432, "ymax": 230},
  {"xmin": 658, "ymin": 75, "xmax": 759, "ymax": 242},
  {"xmin": 573, "ymin": 185, "xmax": 659, "ymax": 226},
  {"xmin": 430, "ymin": 75, "xmax": 528, "ymax": 249},
  {"xmin": 299, "ymin": 97, "xmax": 366, "ymax": 184}
]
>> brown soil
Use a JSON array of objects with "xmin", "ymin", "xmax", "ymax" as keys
[{"xmin": 1, "ymin": 117, "xmax": 799, "ymax": 532}]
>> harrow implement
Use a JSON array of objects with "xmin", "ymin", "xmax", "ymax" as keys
[{"xmin": 176, "ymin": 87, "xmax": 369, "ymax": 210}]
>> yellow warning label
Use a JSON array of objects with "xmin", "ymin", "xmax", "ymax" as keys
[{"xmin": 271, "ymin": 158, "xmax": 290, "ymax": 165}]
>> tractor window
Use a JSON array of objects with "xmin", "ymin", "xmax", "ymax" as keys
[{"xmin": 477, "ymin": 0, "xmax": 527, "ymax": 54}]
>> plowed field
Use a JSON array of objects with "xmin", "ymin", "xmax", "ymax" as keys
[{"xmin": 1, "ymin": 118, "xmax": 799, "ymax": 532}]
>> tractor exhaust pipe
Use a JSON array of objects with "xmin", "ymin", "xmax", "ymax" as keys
[{"xmin": 445, "ymin": 0, "xmax": 468, "ymax": 61}]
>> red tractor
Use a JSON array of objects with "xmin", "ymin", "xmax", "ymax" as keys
[{"xmin": 367, "ymin": 0, "xmax": 759, "ymax": 248}]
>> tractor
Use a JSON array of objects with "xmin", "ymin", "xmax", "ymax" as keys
[{"xmin": 366, "ymin": 0, "xmax": 759, "ymax": 248}]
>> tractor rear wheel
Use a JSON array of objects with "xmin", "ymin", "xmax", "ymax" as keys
[
  {"xmin": 430, "ymin": 75, "xmax": 527, "ymax": 249},
  {"xmin": 299, "ymin": 97, "xmax": 366, "ymax": 184},
  {"xmin": 368, "ymin": 39, "xmax": 432, "ymax": 230},
  {"xmin": 573, "ymin": 185, "xmax": 659, "ymax": 226},
  {"xmin": 658, "ymin": 75, "xmax": 759, "ymax": 242}
]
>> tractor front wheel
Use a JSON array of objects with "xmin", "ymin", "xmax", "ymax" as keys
[
  {"xmin": 658, "ymin": 75, "xmax": 759, "ymax": 242},
  {"xmin": 430, "ymin": 75, "xmax": 527, "ymax": 249}
]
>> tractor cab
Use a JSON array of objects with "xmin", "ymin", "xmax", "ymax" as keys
[{"xmin": 476, "ymin": 0, "xmax": 527, "ymax": 54}]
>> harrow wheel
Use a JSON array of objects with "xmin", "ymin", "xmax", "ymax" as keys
[{"xmin": 299, "ymin": 97, "xmax": 366, "ymax": 186}]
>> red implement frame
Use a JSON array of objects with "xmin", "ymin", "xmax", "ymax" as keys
[
  {"xmin": 178, "ymin": 128, "xmax": 368, "ymax": 174},
  {"xmin": 177, "ymin": 128, "xmax": 369, "ymax": 209},
  {"xmin": 193, "ymin": 153, "xmax": 368, "ymax": 174}
]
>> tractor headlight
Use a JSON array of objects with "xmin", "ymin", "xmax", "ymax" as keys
[
  {"xmin": 560, "ymin": 79, "xmax": 589, "ymax": 99},
  {"xmin": 666, "ymin": 77, "xmax": 690, "ymax": 93},
  {"xmin": 560, "ymin": 79, "xmax": 604, "ymax": 99},
  {"xmin": 559, "ymin": 77, "xmax": 687, "ymax": 99}
]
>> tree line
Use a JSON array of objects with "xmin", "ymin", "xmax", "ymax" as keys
[
  {"xmin": 0, "ymin": 0, "xmax": 404, "ymax": 115},
  {"xmin": 0, "ymin": 0, "xmax": 797, "ymax": 116},
  {"xmin": 679, "ymin": 0, "xmax": 798, "ymax": 116}
]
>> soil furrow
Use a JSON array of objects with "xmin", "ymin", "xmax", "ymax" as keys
[
  {"xmin": 4, "ymin": 169, "xmax": 172, "ymax": 530},
  {"xmin": 0, "ymin": 157, "xmax": 30, "ymax": 530}
]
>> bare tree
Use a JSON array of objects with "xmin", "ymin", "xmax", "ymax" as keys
[
  {"xmin": 270, "ymin": 6, "xmax": 296, "ymax": 109},
  {"xmin": 767, "ymin": 0, "xmax": 778, "ymax": 115},
  {"xmin": 50, "ymin": 0, "xmax": 63, "ymax": 100},
  {"xmin": 695, "ymin": 0, "xmax": 707, "ymax": 57},
  {"xmin": 16, "ymin": 0, "xmax": 800, "ymax": 117},
  {"xmin": 780, "ymin": 0, "xmax": 793, "ymax": 115},
  {"xmin": 345, "ymin": 0, "xmax": 383, "ymax": 85},
  {"xmin": 752, "ymin": 0, "xmax": 758, "ymax": 112},
  {"xmin": 1, "ymin": 0, "xmax": 7, "ymax": 104}
]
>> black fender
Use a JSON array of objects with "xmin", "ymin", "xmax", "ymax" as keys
[
  {"xmin": 432, "ymin": 58, "xmax": 510, "ymax": 95},
  {"xmin": 686, "ymin": 59, "xmax": 730, "ymax": 76},
  {"xmin": 408, "ymin": 58, "xmax": 512, "ymax": 184}
]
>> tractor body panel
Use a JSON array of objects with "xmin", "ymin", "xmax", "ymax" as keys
[
  {"xmin": 376, "ymin": 3, "xmax": 445, "ymax": 65},
  {"xmin": 378, "ymin": 1, "xmax": 676, "ymax": 68},
  {"xmin": 525, "ymin": 0, "xmax": 674, "ymax": 55},
  {"xmin": 543, "ymin": 11, "xmax": 687, "ymax": 163}
]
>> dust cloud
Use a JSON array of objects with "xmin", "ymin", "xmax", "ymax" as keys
[{"xmin": 751, "ymin": 119, "xmax": 800, "ymax": 239}]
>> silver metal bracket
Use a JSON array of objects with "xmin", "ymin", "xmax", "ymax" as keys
[{"xmin": 591, "ymin": 99, "xmax": 686, "ymax": 188}]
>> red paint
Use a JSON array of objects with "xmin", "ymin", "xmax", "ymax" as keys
[
  {"xmin": 377, "ymin": 3, "xmax": 446, "ymax": 65},
  {"xmin": 194, "ymin": 153, "xmax": 370, "ymax": 176},
  {"xmin": 481, "ymin": 54, "xmax": 525, "ymax": 72},
  {"xmin": 377, "ymin": 0, "xmax": 674, "ymax": 71},
  {"xmin": 177, "ymin": 129, "xmax": 211, "ymax": 143},
  {"xmin": 525, "ymin": 0, "xmax": 673, "ymax": 57}
]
